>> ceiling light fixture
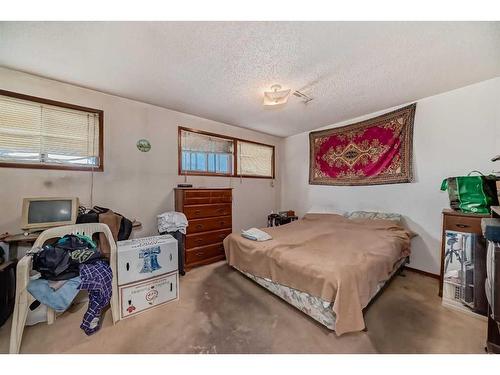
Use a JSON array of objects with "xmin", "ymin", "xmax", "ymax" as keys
[{"xmin": 263, "ymin": 84, "xmax": 291, "ymax": 106}]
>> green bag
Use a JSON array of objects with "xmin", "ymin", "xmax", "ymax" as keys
[{"xmin": 440, "ymin": 171, "xmax": 499, "ymax": 214}]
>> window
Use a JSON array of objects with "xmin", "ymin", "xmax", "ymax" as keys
[
  {"xmin": 178, "ymin": 127, "xmax": 275, "ymax": 179},
  {"xmin": 0, "ymin": 90, "xmax": 103, "ymax": 171},
  {"xmin": 237, "ymin": 140, "xmax": 274, "ymax": 178},
  {"xmin": 180, "ymin": 129, "xmax": 234, "ymax": 175}
]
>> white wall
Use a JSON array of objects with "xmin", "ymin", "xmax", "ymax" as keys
[
  {"xmin": 280, "ymin": 77, "xmax": 500, "ymax": 275},
  {"xmin": 0, "ymin": 67, "xmax": 283, "ymax": 238},
  {"xmin": 2, "ymin": 67, "xmax": 499, "ymax": 275}
]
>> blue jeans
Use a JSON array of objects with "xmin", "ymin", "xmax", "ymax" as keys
[{"xmin": 27, "ymin": 277, "xmax": 81, "ymax": 312}]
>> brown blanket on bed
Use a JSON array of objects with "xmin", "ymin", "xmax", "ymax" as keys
[{"xmin": 223, "ymin": 213, "xmax": 410, "ymax": 335}]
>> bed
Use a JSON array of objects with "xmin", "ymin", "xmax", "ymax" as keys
[{"xmin": 223, "ymin": 213, "xmax": 411, "ymax": 335}]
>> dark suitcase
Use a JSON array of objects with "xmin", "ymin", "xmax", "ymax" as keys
[{"xmin": 160, "ymin": 230, "xmax": 185, "ymax": 276}]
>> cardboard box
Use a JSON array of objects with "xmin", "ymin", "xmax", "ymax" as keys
[
  {"xmin": 119, "ymin": 272, "xmax": 178, "ymax": 319},
  {"xmin": 117, "ymin": 235, "xmax": 178, "ymax": 286}
]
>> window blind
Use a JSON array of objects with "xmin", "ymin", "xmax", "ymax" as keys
[
  {"xmin": 180, "ymin": 129, "xmax": 234, "ymax": 174},
  {"xmin": 0, "ymin": 94, "xmax": 100, "ymax": 167},
  {"xmin": 237, "ymin": 140, "xmax": 273, "ymax": 177},
  {"xmin": 178, "ymin": 127, "xmax": 274, "ymax": 178},
  {"xmin": 180, "ymin": 129, "xmax": 233, "ymax": 154}
]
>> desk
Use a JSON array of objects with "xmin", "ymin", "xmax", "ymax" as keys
[{"xmin": 3, "ymin": 220, "xmax": 142, "ymax": 260}]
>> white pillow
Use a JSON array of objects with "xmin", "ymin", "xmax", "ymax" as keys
[
  {"xmin": 345, "ymin": 210, "xmax": 402, "ymax": 222},
  {"xmin": 345, "ymin": 210, "xmax": 418, "ymax": 238},
  {"xmin": 306, "ymin": 205, "xmax": 347, "ymax": 216}
]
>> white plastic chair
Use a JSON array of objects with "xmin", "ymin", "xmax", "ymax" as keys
[{"xmin": 9, "ymin": 223, "xmax": 119, "ymax": 354}]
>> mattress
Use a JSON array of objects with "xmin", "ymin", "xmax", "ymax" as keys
[
  {"xmin": 224, "ymin": 213, "xmax": 411, "ymax": 334},
  {"xmin": 234, "ymin": 256, "xmax": 408, "ymax": 331}
]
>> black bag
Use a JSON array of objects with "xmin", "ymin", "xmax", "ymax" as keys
[
  {"xmin": 77, "ymin": 206, "xmax": 133, "ymax": 241},
  {"xmin": 118, "ymin": 217, "xmax": 133, "ymax": 241},
  {"xmin": 32, "ymin": 235, "xmax": 102, "ymax": 281},
  {"xmin": 76, "ymin": 210, "xmax": 99, "ymax": 224},
  {"xmin": 33, "ymin": 245, "xmax": 79, "ymax": 281}
]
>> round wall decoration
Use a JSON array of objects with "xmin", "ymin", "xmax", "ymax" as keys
[{"xmin": 136, "ymin": 139, "xmax": 151, "ymax": 152}]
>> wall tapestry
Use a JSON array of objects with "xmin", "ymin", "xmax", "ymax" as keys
[{"xmin": 309, "ymin": 103, "xmax": 416, "ymax": 186}]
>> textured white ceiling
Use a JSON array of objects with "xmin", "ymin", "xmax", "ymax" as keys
[{"xmin": 1, "ymin": 22, "xmax": 499, "ymax": 137}]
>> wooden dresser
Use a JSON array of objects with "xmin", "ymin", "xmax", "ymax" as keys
[
  {"xmin": 174, "ymin": 188, "xmax": 232, "ymax": 271},
  {"xmin": 439, "ymin": 209, "xmax": 489, "ymax": 298}
]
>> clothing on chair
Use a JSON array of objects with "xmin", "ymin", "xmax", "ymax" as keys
[
  {"xmin": 78, "ymin": 260, "xmax": 113, "ymax": 335},
  {"xmin": 27, "ymin": 276, "xmax": 81, "ymax": 312},
  {"xmin": 32, "ymin": 234, "xmax": 102, "ymax": 281},
  {"xmin": 56, "ymin": 234, "xmax": 96, "ymax": 250}
]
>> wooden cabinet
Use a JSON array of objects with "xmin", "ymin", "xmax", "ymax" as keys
[
  {"xmin": 439, "ymin": 209, "xmax": 489, "ymax": 316},
  {"xmin": 175, "ymin": 188, "xmax": 232, "ymax": 271}
]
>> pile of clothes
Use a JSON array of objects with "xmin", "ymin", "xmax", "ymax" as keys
[
  {"xmin": 28, "ymin": 234, "xmax": 112, "ymax": 335},
  {"xmin": 76, "ymin": 206, "xmax": 133, "ymax": 257},
  {"xmin": 157, "ymin": 211, "xmax": 188, "ymax": 234}
]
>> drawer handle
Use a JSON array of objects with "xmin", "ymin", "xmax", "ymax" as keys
[
  {"xmin": 170, "ymin": 283, "xmax": 173, "ymax": 292},
  {"xmin": 217, "ymin": 208, "xmax": 224, "ymax": 212},
  {"xmin": 196, "ymin": 224, "xmax": 203, "ymax": 229},
  {"xmin": 169, "ymin": 253, "xmax": 173, "ymax": 261},
  {"xmin": 196, "ymin": 252, "xmax": 204, "ymax": 257},
  {"xmin": 194, "ymin": 210, "xmax": 201, "ymax": 214},
  {"xmin": 455, "ymin": 224, "xmax": 470, "ymax": 228},
  {"xmin": 219, "ymin": 234, "xmax": 226, "ymax": 239},
  {"xmin": 195, "ymin": 239, "xmax": 203, "ymax": 243},
  {"xmin": 126, "ymin": 262, "xmax": 130, "ymax": 271},
  {"xmin": 220, "ymin": 221, "xmax": 226, "ymax": 225}
]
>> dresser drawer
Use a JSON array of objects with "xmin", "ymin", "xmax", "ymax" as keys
[
  {"xmin": 209, "ymin": 190, "xmax": 232, "ymax": 197},
  {"xmin": 184, "ymin": 190, "xmax": 232, "ymax": 205},
  {"xmin": 184, "ymin": 196, "xmax": 232, "ymax": 205},
  {"xmin": 187, "ymin": 216, "xmax": 232, "ymax": 234},
  {"xmin": 186, "ymin": 243, "xmax": 225, "ymax": 264},
  {"xmin": 209, "ymin": 190, "xmax": 232, "ymax": 204},
  {"xmin": 444, "ymin": 215, "xmax": 483, "ymax": 234},
  {"xmin": 184, "ymin": 190, "xmax": 211, "ymax": 198},
  {"xmin": 208, "ymin": 195, "xmax": 232, "ymax": 204},
  {"xmin": 186, "ymin": 228, "xmax": 232, "ymax": 249},
  {"xmin": 184, "ymin": 203, "xmax": 232, "ymax": 219}
]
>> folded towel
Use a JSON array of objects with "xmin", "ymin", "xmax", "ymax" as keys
[{"xmin": 241, "ymin": 228, "xmax": 272, "ymax": 242}]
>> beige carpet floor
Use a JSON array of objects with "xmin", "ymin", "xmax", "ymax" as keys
[{"xmin": 0, "ymin": 262, "xmax": 487, "ymax": 354}]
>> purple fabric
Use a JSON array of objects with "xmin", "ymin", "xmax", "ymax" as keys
[{"xmin": 78, "ymin": 260, "xmax": 112, "ymax": 335}]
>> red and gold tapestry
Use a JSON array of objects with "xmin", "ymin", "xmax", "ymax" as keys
[{"xmin": 309, "ymin": 104, "xmax": 416, "ymax": 186}]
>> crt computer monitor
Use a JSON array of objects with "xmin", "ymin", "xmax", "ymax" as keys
[{"xmin": 21, "ymin": 197, "xmax": 79, "ymax": 231}]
